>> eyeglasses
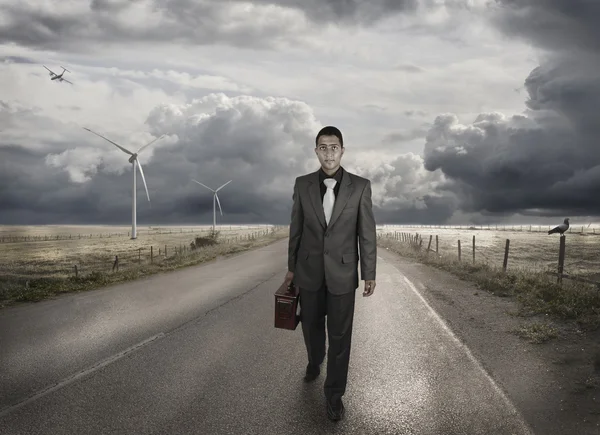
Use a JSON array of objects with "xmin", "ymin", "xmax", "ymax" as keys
[{"xmin": 317, "ymin": 145, "xmax": 341, "ymax": 153}]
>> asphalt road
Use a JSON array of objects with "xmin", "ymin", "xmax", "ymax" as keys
[{"xmin": 0, "ymin": 239, "xmax": 534, "ymax": 435}]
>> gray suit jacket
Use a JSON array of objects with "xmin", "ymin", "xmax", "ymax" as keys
[{"xmin": 288, "ymin": 167, "xmax": 377, "ymax": 295}]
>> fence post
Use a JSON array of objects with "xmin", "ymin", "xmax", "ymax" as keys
[
  {"xmin": 557, "ymin": 235, "xmax": 566, "ymax": 284},
  {"xmin": 112, "ymin": 255, "xmax": 119, "ymax": 272},
  {"xmin": 151, "ymin": 246, "xmax": 153, "ymax": 264},
  {"xmin": 427, "ymin": 235, "xmax": 432, "ymax": 255},
  {"xmin": 472, "ymin": 235, "xmax": 475, "ymax": 263},
  {"xmin": 436, "ymin": 235, "xmax": 438, "ymax": 253},
  {"xmin": 138, "ymin": 248, "xmax": 141, "ymax": 262},
  {"xmin": 458, "ymin": 240, "xmax": 461, "ymax": 262},
  {"xmin": 503, "ymin": 239, "xmax": 510, "ymax": 272},
  {"xmin": 74, "ymin": 265, "xmax": 78, "ymax": 278}
]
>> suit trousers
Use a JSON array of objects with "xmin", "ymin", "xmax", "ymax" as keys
[{"xmin": 299, "ymin": 280, "xmax": 356, "ymax": 404}]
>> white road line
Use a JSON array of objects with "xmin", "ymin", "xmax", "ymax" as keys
[
  {"xmin": 0, "ymin": 333, "xmax": 165, "ymax": 418},
  {"xmin": 389, "ymin": 264, "xmax": 534, "ymax": 435}
]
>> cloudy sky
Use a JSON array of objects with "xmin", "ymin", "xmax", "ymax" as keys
[{"xmin": 0, "ymin": 0, "xmax": 598, "ymax": 226}]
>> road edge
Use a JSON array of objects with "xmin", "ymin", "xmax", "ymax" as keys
[{"xmin": 380, "ymin": 247, "xmax": 600, "ymax": 435}]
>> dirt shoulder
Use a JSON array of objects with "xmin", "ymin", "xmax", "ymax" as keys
[{"xmin": 380, "ymin": 247, "xmax": 600, "ymax": 435}]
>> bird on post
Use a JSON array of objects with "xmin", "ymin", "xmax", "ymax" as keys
[{"xmin": 548, "ymin": 218, "xmax": 570, "ymax": 235}]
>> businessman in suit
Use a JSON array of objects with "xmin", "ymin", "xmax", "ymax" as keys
[{"xmin": 284, "ymin": 125, "xmax": 377, "ymax": 422}]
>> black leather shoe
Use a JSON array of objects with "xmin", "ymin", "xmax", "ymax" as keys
[
  {"xmin": 303, "ymin": 363, "xmax": 320, "ymax": 382},
  {"xmin": 304, "ymin": 364, "xmax": 320, "ymax": 382},
  {"xmin": 326, "ymin": 399, "xmax": 345, "ymax": 421}
]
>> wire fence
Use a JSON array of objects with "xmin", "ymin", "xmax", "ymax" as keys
[
  {"xmin": 378, "ymin": 223, "xmax": 599, "ymax": 234},
  {"xmin": 378, "ymin": 229, "xmax": 600, "ymax": 286},
  {"xmin": 0, "ymin": 224, "xmax": 275, "ymax": 244},
  {"xmin": 1, "ymin": 226, "xmax": 288, "ymax": 281}
]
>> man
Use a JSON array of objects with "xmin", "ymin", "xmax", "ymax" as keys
[{"xmin": 283, "ymin": 125, "xmax": 377, "ymax": 422}]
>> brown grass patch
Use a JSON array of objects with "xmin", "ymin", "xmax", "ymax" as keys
[
  {"xmin": 378, "ymin": 234, "xmax": 600, "ymax": 331},
  {"xmin": 0, "ymin": 225, "xmax": 288, "ymax": 308}
]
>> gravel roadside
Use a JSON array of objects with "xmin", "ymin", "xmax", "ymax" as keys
[{"xmin": 380, "ymin": 247, "xmax": 600, "ymax": 435}]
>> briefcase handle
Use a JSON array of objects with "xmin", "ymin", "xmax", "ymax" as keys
[{"xmin": 287, "ymin": 282, "xmax": 298, "ymax": 296}]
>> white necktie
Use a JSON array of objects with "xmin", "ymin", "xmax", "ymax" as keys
[{"xmin": 323, "ymin": 178, "xmax": 337, "ymax": 225}]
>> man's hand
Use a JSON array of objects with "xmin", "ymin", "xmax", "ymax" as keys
[
  {"xmin": 363, "ymin": 280, "xmax": 376, "ymax": 297},
  {"xmin": 284, "ymin": 271, "xmax": 294, "ymax": 287},
  {"xmin": 284, "ymin": 271, "xmax": 297, "ymax": 295}
]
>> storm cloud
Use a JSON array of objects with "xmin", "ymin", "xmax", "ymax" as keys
[
  {"xmin": 421, "ymin": 0, "xmax": 600, "ymax": 218},
  {"xmin": 0, "ymin": 94, "xmax": 322, "ymax": 224},
  {"xmin": 0, "ymin": 0, "xmax": 418, "ymax": 52},
  {"xmin": 3, "ymin": 0, "xmax": 592, "ymax": 226}
]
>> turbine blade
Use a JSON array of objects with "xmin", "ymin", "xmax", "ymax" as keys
[
  {"xmin": 215, "ymin": 180, "xmax": 232, "ymax": 192},
  {"xmin": 136, "ymin": 159, "xmax": 151, "ymax": 202},
  {"xmin": 215, "ymin": 193, "xmax": 223, "ymax": 216},
  {"xmin": 137, "ymin": 134, "xmax": 165, "ymax": 154},
  {"xmin": 191, "ymin": 179, "xmax": 215, "ymax": 192},
  {"xmin": 83, "ymin": 128, "xmax": 134, "ymax": 155}
]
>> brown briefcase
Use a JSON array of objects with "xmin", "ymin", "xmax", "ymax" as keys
[{"xmin": 274, "ymin": 281, "xmax": 301, "ymax": 330}]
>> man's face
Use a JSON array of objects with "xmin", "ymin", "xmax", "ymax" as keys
[{"xmin": 315, "ymin": 135, "xmax": 344, "ymax": 173}]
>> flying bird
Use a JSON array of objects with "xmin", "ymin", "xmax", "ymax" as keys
[{"xmin": 548, "ymin": 218, "xmax": 570, "ymax": 235}]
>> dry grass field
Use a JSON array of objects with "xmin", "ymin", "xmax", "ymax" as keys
[
  {"xmin": 377, "ymin": 224, "xmax": 600, "ymax": 280},
  {"xmin": 0, "ymin": 224, "xmax": 287, "ymax": 307},
  {"xmin": 0, "ymin": 224, "xmax": 277, "ymax": 280},
  {"xmin": 3, "ymin": 222, "xmax": 600, "ymax": 328},
  {"xmin": 4, "ymin": 223, "xmax": 597, "ymax": 282},
  {"xmin": 377, "ymin": 225, "xmax": 600, "ymax": 332}
]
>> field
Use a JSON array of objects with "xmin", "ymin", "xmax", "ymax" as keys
[
  {"xmin": 0, "ymin": 224, "xmax": 278, "ymax": 280},
  {"xmin": 2, "ymin": 222, "xmax": 600, "ymax": 316},
  {"xmin": 2, "ymin": 223, "xmax": 599, "ymax": 282},
  {"xmin": 0, "ymin": 224, "xmax": 287, "ymax": 307},
  {"xmin": 377, "ymin": 224, "xmax": 600, "ymax": 281},
  {"xmin": 377, "ymin": 224, "xmax": 600, "ymax": 331}
]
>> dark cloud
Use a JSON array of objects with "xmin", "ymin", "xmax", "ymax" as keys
[
  {"xmin": 0, "ymin": 94, "xmax": 321, "ymax": 225},
  {"xmin": 394, "ymin": 63, "xmax": 425, "ymax": 73},
  {"xmin": 0, "ymin": 92, "xmax": 456, "ymax": 225},
  {"xmin": 90, "ymin": 0, "xmax": 133, "ymax": 12},
  {"xmin": 0, "ymin": 56, "xmax": 36, "ymax": 64},
  {"xmin": 421, "ymin": 0, "xmax": 600, "ymax": 218},
  {"xmin": 0, "ymin": 0, "xmax": 417, "ymax": 52},
  {"xmin": 351, "ymin": 152, "xmax": 454, "ymax": 223},
  {"xmin": 492, "ymin": 0, "xmax": 600, "ymax": 53},
  {"xmin": 374, "ymin": 194, "xmax": 457, "ymax": 225},
  {"xmin": 404, "ymin": 110, "xmax": 428, "ymax": 118},
  {"xmin": 248, "ymin": 0, "xmax": 418, "ymax": 24},
  {"xmin": 0, "ymin": 145, "xmax": 102, "ymax": 224},
  {"xmin": 383, "ymin": 124, "xmax": 430, "ymax": 143},
  {"xmin": 0, "ymin": 1, "xmax": 286, "ymax": 52}
]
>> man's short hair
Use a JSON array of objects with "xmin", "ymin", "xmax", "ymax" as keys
[{"xmin": 315, "ymin": 126, "xmax": 343, "ymax": 148}]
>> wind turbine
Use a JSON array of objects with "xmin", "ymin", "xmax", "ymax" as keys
[
  {"xmin": 192, "ymin": 179, "xmax": 232, "ymax": 232},
  {"xmin": 83, "ymin": 127, "xmax": 165, "ymax": 239}
]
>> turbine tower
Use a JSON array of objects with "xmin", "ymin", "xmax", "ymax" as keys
[
  {"xmin": 192, "ymin": 179, "xmax": 232, "ymax": 232},
  {"xmin": 83, "ymin": 127, "xmax": 164, "ymax": 239}
]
